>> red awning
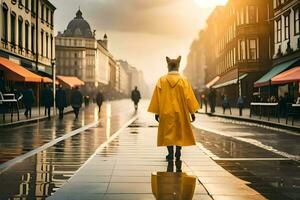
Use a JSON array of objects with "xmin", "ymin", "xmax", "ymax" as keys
[
  {"xmin": 0, "ymin": 57, "xmax": 42, "ymax": 82},
  {"xmin": 57, "ymin": 75, "xmax": 85, "ymax": 87},
  {"xmin": 206, "ymin": 76, "xmax": 220, "ymax": 88},
  {"xmin": 271, "ymin": 66, "xmax": 300, "ymax": 85}
]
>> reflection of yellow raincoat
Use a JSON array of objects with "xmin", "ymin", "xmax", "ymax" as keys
[
  {"xmin": 151, "ymin": 172, "xmax": 196, "ymax": 200},
  {"xmin": 148, "ymin": 72, "xmax": 200, "ymax": 146}
]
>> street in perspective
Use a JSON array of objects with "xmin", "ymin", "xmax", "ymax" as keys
[{"xmin": 0, "ymin": 0, "xmax": 300, "ymax": 200}]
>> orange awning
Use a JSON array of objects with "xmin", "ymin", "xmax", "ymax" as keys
[
  {"xmin": 271, "ymin": 66, "xmax": 300, "ymax": 85},
  {"xmin": 42, "ymin": 77, "xmax": 52, "ymax": 83},
  {"xmin": 57, "ymin": 75, "xmax": 85, "ymax": 87},
  {"xmin": 206, "ymin": 76, "xmax": 220, "ymax": 88},
  {"xmin": 0, "ymin": 57, "xmax": 42, "ymax": 82}
]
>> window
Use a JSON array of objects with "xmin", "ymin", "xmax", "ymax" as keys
[
  {"xmin": 41, "ymin": 4, "xmax": 44, "ymax": 21},
  {"xmin": 31, "ymin": 0, "xmax": 35, "ymax": 13},
  {"xmin": 46, "ymin": 7, "xmax": 49, "ymax": 23},
  {"xmin": 25, "ymin": 21, "xmax": 29, "ymax": 50},
  {"xmin": 11, "ymin": 12, "xmax": 16, "ymax": 45},
  {"xmin": 240, "ymin": 8, "xmax": 245, "ymax": 24},
  {"xmin": 248, "ymin": 39, "xmax": 258, "ymax": 60},
  {"xmin": 46, "ymin": 33, "xmax": 49, "ymax": 58},
  {"xmin": 276, "ymin": 18, "xmax": 282, "ymax": 43},
  {"xmin": 284, "ymin": 15, "xmax": 290, "ymax": 40},
  {"xmin": 18, "ymin": 0, "xmax": 23, "ymax": 6},
  {"xmin": 295, "ymin": 7, "xmax": 300, "ymax": 35},
  {"xmin": 248, "ymin": 6, "xmax": 257, "ymax": 23},
  {"xmin": 74, "ymin": 53, "xmax": 77, "ymax": 58},
  {"xmin": 50, "ymin": 35, "xmax": 53, "ymax": 59},
  {"xmin": 41, "ymin": 30, "xmax": 44, "ymax": 56},
  {"xmin": 2, "ymin": 3, "xmax": 8, "ymax": 42},
  {"xmin": 239, "ymin": 40, "xmax": 246, "ymax": 60},
  {"xmin": 18, "ymin": 16, "xmax": 23, "ymax": 48},
  {"xmin": 25, "ymin": 0, "xmax": 29, "ymax": 9},
  {"xmin": 31, "ymin": 25, "xmax": 35, "ymax": 53},
  {"xmin": 50, "ymin": 11, "xmax": 53, "ymax": 26}
]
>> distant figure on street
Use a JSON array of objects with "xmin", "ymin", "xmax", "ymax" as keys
[
  {"xmin": 56, "ymin": 85, "xmax": 67, "ymax": 119},
  {"xmin": 236, "ymin": 96, "xmax": 244, "ymax": 116},
  {"xmin": 131, "ymin": 86, "xmax": 141, "ymax": 111},
  {"xmin": 221, "ymin": 94, "xmax": 232, "ymax": 115},
  {"xmin": 41, "ymin": 84, "xmax": 54, "ymax": 119},
  {"xmin": 148, "ymin": 56, "xmax": 199, "ymax": 161},
  {"xmin": 208, "ymin": 88, "xmax": 216, "ymax": 113},
  {"xmin": 70, "ymin": 86, "xmax": 83, "ymax": 119},
  {"xmin": 22, "ymin": 88, "xmax": 35, "ymax": 119},
  {"xmin": 96, "ymin": 91, "xmax": 104, "ymax": 113}
]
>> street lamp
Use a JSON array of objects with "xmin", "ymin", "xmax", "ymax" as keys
[{"xmin": 51, "ymin": 58, "xmax": 56, "ymax": 116}]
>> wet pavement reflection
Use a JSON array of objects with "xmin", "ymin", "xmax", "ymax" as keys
[
  {"xmin": 194, "ymin": 114, "xmax": 300, "ymax": 200},
  {"xmin": 151, "ymin": 161, "xmax": 196, "ymax": 200},
  {"xmin": 0, "ymin": 100, "xmax": 136, "ymax": 199}
]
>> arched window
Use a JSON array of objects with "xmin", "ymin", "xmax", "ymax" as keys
[
  {"xmin": 25, "ymin": 21, "xmax": 29, "ymax": 51},
  {"xmin": 18, "ymin": 16, "xmax": 23, "ymax": 48},
  {"xmin": 31, "ymin": 24, "xmax": 35, "ymax": 53},
  {"xmin": 2, "ymin": 3, "xmax": 8, "ymax": 42},
  {"xmin": 41, "ymin": 30, "xmax": 44, "ymax": 56},
  {"xmin": 11, "ymin": 11, "xmax": 16, "ymax": 46}
]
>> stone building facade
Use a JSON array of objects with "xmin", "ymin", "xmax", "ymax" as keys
[
  {"xmin": 55, "ymin": 9, "xmax": 112, "ymax": 95},
  {"xmin": 0, "ymin": 0, "xmax": 56, "ymax": 75}
]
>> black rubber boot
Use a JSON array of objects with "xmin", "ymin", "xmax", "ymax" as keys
[
  {"xmin": 166, "ymin": 146, "xmax": 174, "ymax": 161},
  {"xmin": 175, "ymin": 146, "xmax": 182, "ymax": 161},
  {"xmin": 175, "ymin": 160, "xmax": 182, "ymax": 172}
]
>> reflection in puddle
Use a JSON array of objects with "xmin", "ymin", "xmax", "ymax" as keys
[
  {"xmin": 151, "ymin": 161, "xmax": 196, "ymax": 200},
  {"xmin": 106, "ymin": 102, "xmax": 111, "ymax": 139}
]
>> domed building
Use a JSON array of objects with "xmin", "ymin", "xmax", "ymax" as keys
[
  {"xmin": 62, "ymin": 9, "xmax": 94, "ymax": 38},
  {"xmin": 55, "ymin": 9, "xmax": 117, "ymax": 96}
]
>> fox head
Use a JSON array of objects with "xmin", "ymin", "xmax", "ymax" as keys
[{"xmin": 166, "ymin": 56, "xmax": 181, "ymax": 72}]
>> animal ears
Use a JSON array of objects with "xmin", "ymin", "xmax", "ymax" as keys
[
  {"xmin": 177, "ymin": 56, "xmax": 181, "ymax": 63},
  {"xmin": 166, "ymin": 56, "xmax": 181, "ymax": 63},
  {"xmin": 166, "ymin": 57, "xmax": 171, "ymax": 63}
]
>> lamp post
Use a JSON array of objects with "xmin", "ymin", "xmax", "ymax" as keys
[{"xmin": 51, "ymin": 58, "xmax": 56, "ymax": 116}]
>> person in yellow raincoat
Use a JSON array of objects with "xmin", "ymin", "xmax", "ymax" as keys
[{"xmin": 148, "ymin": 56, "xmax": 200, "ymax": 161}]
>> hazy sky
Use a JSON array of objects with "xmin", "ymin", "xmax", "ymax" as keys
[{"xmin": 52, "ymin": 0, "xmax": 227, "ymax": 87}]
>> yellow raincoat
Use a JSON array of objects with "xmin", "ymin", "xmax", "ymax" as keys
[{"xmin": 148, "ymin": 72, "xmax": 200, "ymax": 146}]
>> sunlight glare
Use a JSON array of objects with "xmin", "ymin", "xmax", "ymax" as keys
[{"xmin": 193, "ymin": 0, "xmax": 228, "ymax": 7}]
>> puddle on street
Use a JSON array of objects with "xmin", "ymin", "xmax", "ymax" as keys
[
  {"xmin": 151, "ymin": 161, "xmax": 196, "ymax": 200},
  {"xmin": 0, "ymin": 101, "xmax": 135, "ymax": 199},
  {"xmin": 194, "ymin": 128, "xmax": 300, "ymax": 200}
]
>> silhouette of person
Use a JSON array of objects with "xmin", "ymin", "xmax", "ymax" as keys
[
  {"xmin": 56, "ymin": 85, "xmax": 67, "ymax": 119},
  {"xmin": 131, "ymin": 86, "xmax": 141, "ymax": 111},
  {"xmin": 70, "ymin": 86, "xmax": 83, "ymax": 119},
  {"xmin": 41, "ymin": 84, "xmax": 53, "ymax": 119}
]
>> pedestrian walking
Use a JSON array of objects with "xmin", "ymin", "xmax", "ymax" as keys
[
  {"xmin": 41, "ymin": 84, "xmax": 54, "ymax": 119},
  {"xmin": 221, "ymin": 94, "xmax": 232, "ymax": 115},
  {"xmin": 208, "ymin": 88, "xmax": 216, "ymax": 113},
  {"xmin": 96, "ymin": 91, "xmax": 104, "ymax": 113},
  {"xmin": 56, "ymin": 85, "xmax": 67, "ymax": 119},
  {"xmin": 22, "ymin": 88, "xmax": 35, "ymax": 119},
  {"xmin": 237, "ymin": 96, "xmax": 244, "ymax": 116},
  {"xmin": 70, "ymin": 86, "xmax": 83, "ymax": 119},
  {"xmin": 148, "ymin": 56, "xmax": 199, "ymax": 161},
  {"xmin": 131, "ymin": 86, "xmax": 141, "ymax": 111}
]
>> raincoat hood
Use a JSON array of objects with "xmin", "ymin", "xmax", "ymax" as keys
[{"xmin": 166, "ymin": 72, "xmax": 181, "ymax": 88}]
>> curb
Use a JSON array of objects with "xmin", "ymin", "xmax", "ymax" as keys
[{"xmin": 197, "ymin": 112, "xmax": 300, "ymax": 133}]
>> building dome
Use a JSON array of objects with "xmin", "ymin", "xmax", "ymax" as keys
[{"xmin": 62, "ymin": 9, "xmax": 94, "ymax": 38}]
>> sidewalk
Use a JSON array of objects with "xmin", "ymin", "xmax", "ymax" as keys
[
  {"xmin": 48, "ymin": 111, "xmax": 267, "ymax": 200},
  {"xmin": 199, "ymin": 106, "xmax": 300, "ymax": 132},
  {"xmin": 0, "ymin": 106, "xmax": 73, "ymax": 127}
]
